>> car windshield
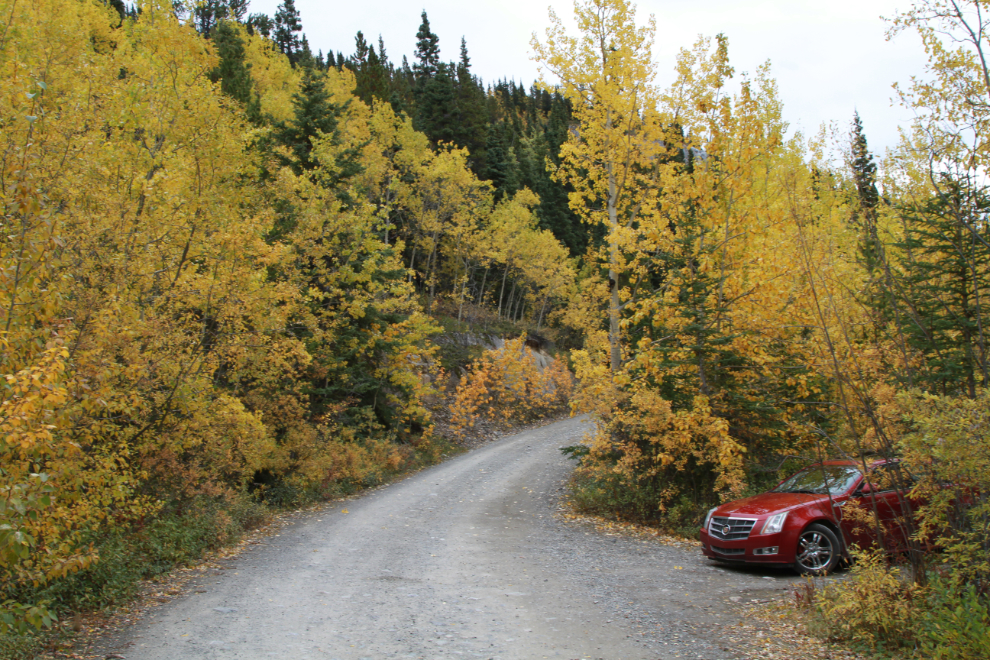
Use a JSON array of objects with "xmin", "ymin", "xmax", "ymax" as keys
[{"xmin": 773, "ymin": 465, "xmax": 862, "ymax": 495}]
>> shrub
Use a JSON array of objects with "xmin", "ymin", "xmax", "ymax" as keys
[
  {"xmin": 917, "ymin": 580, "xmax": 990, "ymax": 660},
  {"xmin": 814, "ymin": 549, "xmax": 923, "ymax": 651},
  {"xmin": 810, "ymin": 549, "xmax": 990, "ymax": 659},
  {"xmin": 450, "ymin": 337, "xmax": 573, "ymax": 435}
]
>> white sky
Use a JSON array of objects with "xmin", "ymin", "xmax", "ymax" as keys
[{"xmin": 247, "ymin": 1, "xmax": 929, "ymax": 156}]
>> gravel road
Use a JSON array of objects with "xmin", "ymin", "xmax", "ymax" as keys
[{"xmin": 103, "ymin": 416, "xmax": 805, "ymax": 660}]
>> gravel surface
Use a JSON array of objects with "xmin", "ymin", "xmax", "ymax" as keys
[{"xmin": 96, "ymin": 416, "xmax": 813, "ymax": 660}]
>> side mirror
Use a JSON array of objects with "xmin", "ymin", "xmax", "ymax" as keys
[{"xmin": 858, "ymin": 483, "xmax": 874, "ymax": 496}]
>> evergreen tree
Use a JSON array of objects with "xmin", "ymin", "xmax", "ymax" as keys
[
  {"xmin": 453, "ymin": 37, "xmax": 489, "ymax": 173},
  {"xmin": 246, "ymin": 12, "xmax": 273, "ymax": 38},
  {"xmin": 378, "ymin": 36, "xmax": 389, "ymax": 66},
  {"xmin": 413, "ymin": 11, "xmax": 440, "ymax": 81},
  {"xmin": 850, "ymin": 112, "xmax": 881, "ymax": 272},
  {"xmin": 536, "ymin": 93, "xmax": 586, "ymax": 254},
  {"xmin": 389, "ymin": 55, "xmax": 415, "ymax": 115},
  {"xmin": 273, "ymin": 0, "xmax": 303, "ymax": 64},
  {"xmin": 484, "ymin": 123, "xmax": 520, "ymax": 200},
  {"xmin": 297, "ymin": 34, "xmax": 314, "ymax": 68},
  {"xmin": 353, "ymin": 31, "xmax": 369, "ymax": 68},
  {"xmin": 105, "ymin": 0, "xmax": 127, "ymax": 21},
  {"xmin": 415, "ymin": 63, "xmax": 458, "ymax": 145},
  {"xmin": 191, "ymin": 0, "xmax": 247, "ymax": 37},
  {"xmin": 851, "ymin": 113, "xmax": 880, "ymax": 212},
  {"xmin": 275, "ymin": 63, "xmax": 357, "ymax": 181},
  {"xmin": 208, "ymin": 20, "xmax": 262, "ymax": 124},
  {"xmin": 355, "ymin": 43, "xmax": 391, "ymax": 106},
  {"xmin": 895, "ymin": 177, "xmax": 990, "ymax": 397}
]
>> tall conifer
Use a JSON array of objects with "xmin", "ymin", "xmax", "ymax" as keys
[
  {"xmin": 273, "ymin": 0, "xmax": 303, "ymax": 64},
  {"xmin": 454, "ymin": 37, "xmax": 489, "ymax": 173},
  {"xmin": 209, "ymin": 20, "xmax": 262, "ymax": 124},
  {"xmin": 850, "ymin": 112, "xmax": 882, "ymax": 274},
  {"xmin": 413, "ymin": 11, "xmax": 440, "ymax": 81}
]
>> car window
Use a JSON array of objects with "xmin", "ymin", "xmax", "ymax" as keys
[
  {"xmin": 864, "ymin": 464, "xmax": 914, "ymax": 493},
  {"xmin": 774, "ymin": 465, "xmax": 862, "ymax": 495}
]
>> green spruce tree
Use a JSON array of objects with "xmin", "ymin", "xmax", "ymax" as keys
[
  {"xmin": 192, "ymin": 0, "xmax": 247, "ymax": 37},
  {"xmin": 246, "ymin": 12, "xmax": 273, "ymax": 38},
  {"xmin": 353, "ymin": 33, "xmax": 391, "ymax": 105},
  {"xmin": 275, "ymin": 62, "xmax": 359, "ymax": 184},
  {"xmin": 894, "ymin": 176, "xmax": 990, "ymax": 397},
  {"xmin": 209, "ymin": 19, "xmax": 262, "ymax": 124},
  {"xmin": 453, "ymin": 37, "xmax": 489, "ymax": 174},
  {"xmin": 273, "ymin": 0, "xmax": 303, "ymax": 65},
  {"xmin": 484, "ymin": 123, "xmax": 520, "ymax": 200},
  {"xmin": 850, "ymin": 112, "xmax": 881, "ymax": 272},
  {"xmin": 413, "ymin": 11, "xmax": 440, "ymax": 81},
  {"xmin": 415, "ymin": 63, "xmax": 458, "ymax": 144}
]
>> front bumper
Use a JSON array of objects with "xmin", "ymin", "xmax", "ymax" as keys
[{"xmin": 699, "ymin": 528, "xmax": 796, "ymax": 565}]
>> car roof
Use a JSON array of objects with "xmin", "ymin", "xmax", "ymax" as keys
[{"xmin": 815, "ymin": 458, "xmax": 894, "ymax": 469}]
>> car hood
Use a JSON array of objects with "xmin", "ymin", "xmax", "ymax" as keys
[{"xmin": 715, "ymin": 492, "xmax": 829, "ymax": 517}]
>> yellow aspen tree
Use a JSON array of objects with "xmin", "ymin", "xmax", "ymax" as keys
[
  {"xmin": 532, "ymin": 0, "xmax": 667, "ymax": 373},
  {"xmin": 241, "ymin": 22, "xmax": 301, "ymax": 122}
]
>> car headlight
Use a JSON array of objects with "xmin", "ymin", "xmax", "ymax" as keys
[
  {"xmin": 702, "ymin": 507, "xmax": 717, "ymax": 530},
  {"xmin": 761, "ymin": 512, "xmax": 788, "ymax": 535}
]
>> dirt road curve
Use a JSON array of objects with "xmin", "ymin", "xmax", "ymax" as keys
[{"xmin": 102, "ymin": 416, "xmax": 803, "ymax": 660}]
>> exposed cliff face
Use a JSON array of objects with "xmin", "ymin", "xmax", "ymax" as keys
[
  {"xmin": 434, "ymin": 333, "xmax": 558, "ymax": 388},
  {"xmin": 434, "ymin": 332, "xmax": 504, "ymax": 351}
]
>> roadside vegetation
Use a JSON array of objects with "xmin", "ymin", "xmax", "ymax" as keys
[
  {"xmin": 539, "ymin": 2, "xmax": 990, "ymax": 658},
  {"xmin": 0, "ymin": 0, "xmax": 570, "ymax": 654},
  {"xmin": 2, "ymin": 1, "xmax": 989, "ymax": 658}
]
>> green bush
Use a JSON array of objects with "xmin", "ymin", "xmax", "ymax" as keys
[
  {"xmin": 16, "ymin": 498, "xmax": 262, "ymax": 613},
  {"xmin": 917, "ymin": 580, "xmax": 990, "ymax": 660},
  {"xmin": 564, "ymin": 451, "xmax": 802, "ymax": 538}
]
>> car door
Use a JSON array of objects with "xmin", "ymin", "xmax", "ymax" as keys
[{"xmin": 848, "ymin": 464, "xmax": 914, "ymax": 552}]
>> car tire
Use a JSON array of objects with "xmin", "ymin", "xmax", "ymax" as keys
[{"xmin": 794, "ymin": 523, "xmax": 841, "ymax": 575}]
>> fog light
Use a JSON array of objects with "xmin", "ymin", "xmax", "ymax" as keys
[{"xmin": 754, "ymin": 546, "xmax": 779, "ymax": 556}]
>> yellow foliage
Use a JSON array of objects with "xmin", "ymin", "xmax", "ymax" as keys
[
  {"xmin": 450, "ymin": 338, "xmax": 573, "ymax": 436},
  {"xmin": 241, "ymin": 23, "xmax": 300, "ymax": 121},
  {"xmin": 0, "ymin": 0, "xmax": 448, "ymax": 632},
  {"xmin": 895, "ymin": 388, "xmax": 990, "ymax": 586},
  {"xmin": 814, "ymin": 548, "xmax": 924, "ymax": 649},
  {"xmin": 541, "ymin": 4, "xmax": 833, "ymax": 509}
]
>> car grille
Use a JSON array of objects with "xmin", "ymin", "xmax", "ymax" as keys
[
  {"xmin": 711, "ymin": 546, "xmax": 745, "ymax": 556},
  {"xmin": 709, "ymin": 517, "xmax": 757, "ymax": 541}
]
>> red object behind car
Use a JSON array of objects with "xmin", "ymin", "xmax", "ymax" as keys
[{"xmin": 699, "ymin": 459, "xmax": 912, "ymax": 574}]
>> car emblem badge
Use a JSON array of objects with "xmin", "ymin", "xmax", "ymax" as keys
[{"xmin": 723, "ymin": 524, "xmax": 732, "ymax": 535}]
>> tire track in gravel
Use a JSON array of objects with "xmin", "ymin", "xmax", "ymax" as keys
[{"xmin": 100, "ymin": 416, "xmax": 803, "ymax": 660}]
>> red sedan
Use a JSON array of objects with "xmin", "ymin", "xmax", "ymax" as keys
[{"xmin": 699, "ymin": 459, "xmax": 913, "ymax": 574}]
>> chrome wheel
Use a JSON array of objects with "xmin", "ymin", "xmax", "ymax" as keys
[{"xmin": 795, "ymin": 524, "xmax": 840, "ymax": 575}]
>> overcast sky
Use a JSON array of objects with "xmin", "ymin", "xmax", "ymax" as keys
[{"xmin": 247, "ymin": 1, "xmax": 929, "ymax": 156}]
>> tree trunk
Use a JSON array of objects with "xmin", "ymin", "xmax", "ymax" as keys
[
  {"xmin": 536, "ymin": 295, "xmax": 549, "ymax": 331},
  {"xmin": 505, "ymin": 279, "xmax": 518, "ymax": 322},
  {"xmin": 607, "ymin": 110, "xmax": 621, "ymax": 373},
  {"xmin": 408, "ymin": 246, "xmax": 418, "ymax": 285},
  {"xmin": 477, "ymin": 266, "xmax": 489, "ymax": 306},
  {"xmin": 457, "ymin": 260, "xmax": 474, "ymax": 322},
  {"xmin": 425, "ymin": 229, "xmax": 440, "ymax": 313},
  {"xmin": 497, "ymin": 265, "xmax": 510, "ymax": 319}
]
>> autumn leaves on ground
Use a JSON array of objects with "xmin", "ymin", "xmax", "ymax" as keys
[{"xmin": 2, "ymin": 1, "xmax": 989, "ymax": 658}]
